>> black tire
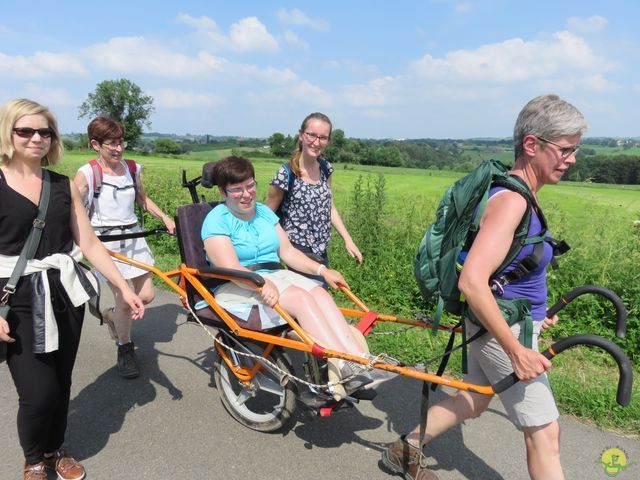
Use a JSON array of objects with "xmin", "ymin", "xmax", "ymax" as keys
[{"xmin": 213, "ymin": 339, "xmax": 298, "ymax": 432}]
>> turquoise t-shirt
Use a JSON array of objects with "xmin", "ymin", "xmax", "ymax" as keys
[{"xmin": 201, "ymin": 202, "xmax": 280, "ymax": 267}]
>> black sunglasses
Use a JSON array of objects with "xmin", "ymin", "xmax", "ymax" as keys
[{"xmin": 12, "ymin": 127, "xmax": 54, "ymax": 139}]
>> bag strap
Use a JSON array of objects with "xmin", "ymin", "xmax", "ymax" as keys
[{"xmin": 1, "ymin": 170, "xmax": 51, "ymax": 300}]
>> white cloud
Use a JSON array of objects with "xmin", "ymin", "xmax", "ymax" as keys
[
  {"xmin": 175, "ymin": 13, "xmax": 219, "ymax": 30},
  {"xmin": 0, "ymin": 51, "xmax": 88, "ymax": 79},
  {"xmin": 150, "ymin": 88, "xmax": 224, "ymax": 108},
  {"xmin": 455, "ymin": 3, "xmax": 472, "ymax": 14},
  {"xmin": 175, "ymin": 13, "xmax": 279, "ymax": 53},
  {"xmin": 230, "ymin": 17, "xmax": 279, "ymax": 53},
  {"xmin": 276, "ymin": 8, "xmax": 329, "ymax": 31},
  {"xmin": 280, "ymin": 30, "xmax": 309, "ymax": 50},
  {"xmin": 83, "ymin": 36, "xmax": 296, "ymax": 86},
  {"xmin": 409, "ymin": 31, "xmax": 613, "ymax": 83},
  {"xmin": 85, "ymin": 37, "xmax": 226, "ymax": 77},
  {"xmin": 536, "ymin": 74, "xmax": 621, "ymax": 93},
  {"xmin": 566, "ymin": 15, "xmax": 608, "ymax": 34},
  {"xmin": 290, "ymin": 81, "xmax": 333, "ymax": 108},
  {"xmin": 342, "ymin": 76, "xmax": 398, "ymax": 107},
  {"xmin": 23, "ymin": 83, "xmax": 75, "ymax": 107}
]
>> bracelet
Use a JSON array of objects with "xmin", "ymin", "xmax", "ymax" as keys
[{"xmin": 316, "ymin": 264, "xmax": 326, "ymax": 276}]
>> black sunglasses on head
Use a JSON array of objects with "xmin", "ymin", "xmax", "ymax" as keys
[{"xmin": 13, "ymin": 127, "xmax": 54, "ymax": 139}]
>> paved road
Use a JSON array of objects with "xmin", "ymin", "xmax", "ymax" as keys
[{"xmin": 1, "ymin": 288, "xmax": 638, "ymax": 479}]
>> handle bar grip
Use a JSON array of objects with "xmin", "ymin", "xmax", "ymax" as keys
[
  {"xmin": 492, "ymin": 334, "xmax": 633, "ymax": 406},
  {"xmin": 97, "ymin": 228, "xmax": 170, "ymax": 242},
  {"xmin": 546, "ymin": 285, "xmax": 627, "ymax": 338}
]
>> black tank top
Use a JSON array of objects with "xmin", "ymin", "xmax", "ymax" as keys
[{"xmin": 0, "ymin": 169, "xmax": 74, "ymax": 259}]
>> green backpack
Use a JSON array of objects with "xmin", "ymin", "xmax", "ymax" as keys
[{"xmin": 414, "ymin": 159, "xmax": 553, "ymax": 366}]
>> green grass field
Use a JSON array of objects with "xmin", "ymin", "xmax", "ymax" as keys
[{"xmin": 54, "ymin": 149, "xmax": 639, "ymax": 434}]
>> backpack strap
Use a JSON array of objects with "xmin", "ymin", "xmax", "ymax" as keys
[
  {"xmin": 124, "ymin": 159, "xmax": 139, "ymax": 201},
  {"xmin": 87, "ymin": 159, "xmax": 102, "ymax": 219},
  {"xmin": 88, "ymin": 159, "xmax": 102, "ymax": 197}
]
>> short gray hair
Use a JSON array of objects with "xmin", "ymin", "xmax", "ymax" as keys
[{"xmin": 513, "ymin": 94, "xmax": 588, "ymax": 159}]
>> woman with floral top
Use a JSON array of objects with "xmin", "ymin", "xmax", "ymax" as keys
[{"xmin": 266, "ymin": 113, "xmax": 361, "ymax": 285}]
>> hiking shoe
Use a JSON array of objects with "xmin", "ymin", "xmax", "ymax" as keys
[
  {"xmin": 43, "ymin": 448, "xmax": 86, "ymax": 480},
  {"xmin": 340, "ymin": 361, "xmax": 374, "ymax": 393},
  {"xmin": 117, "ymin": 342, "xmax": 139, "ymax": 379},
  {"xmin": 102, "ymin": 307, "xmax": 118, "ymax": 341},
  {"xmin": 23, "ymin": 462, "xmax": 47, "ymax": 480},
  {"xmin": 381, "ymin": 435, "xmax": 438, "ymax": 480}
]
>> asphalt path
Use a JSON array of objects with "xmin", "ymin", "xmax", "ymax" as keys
[{"xmin": 1, "ymin": 288, "xmax": 638, "ymax": 480}]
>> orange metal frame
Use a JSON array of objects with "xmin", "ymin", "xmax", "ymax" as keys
[{"xmin": 109, "ymin": 251, "xmax": 496, "ymax": 396}]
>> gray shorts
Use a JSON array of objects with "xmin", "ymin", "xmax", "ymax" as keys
[
  {"xmin": 464, "ymin": 319, "xmax": 559, "ymax": 429},
  {"xmin": 215, "ymin": 269, "xmax": 321, "ymax": 304}
]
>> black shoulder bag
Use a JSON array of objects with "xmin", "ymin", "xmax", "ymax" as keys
[{"xmin": 0, "ymin": 170, "xmax": 51, "ymax": 363}]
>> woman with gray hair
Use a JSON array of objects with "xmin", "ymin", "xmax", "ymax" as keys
[{"xmin": 382, "ymin": 94, "xmax": 587, "ymax": 480}]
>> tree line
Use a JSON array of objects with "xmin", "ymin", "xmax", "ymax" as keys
[{"xmin": 77, "ymin": 78, "xmax": 640, "ymax": 185}]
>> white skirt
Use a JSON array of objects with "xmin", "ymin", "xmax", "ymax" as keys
[{"xmin": 94, "ymin": 224, "xmax": 155, "ymax": 280}]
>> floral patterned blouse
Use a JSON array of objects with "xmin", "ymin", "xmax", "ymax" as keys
[{"xmin": 270, "ymin": 159, "xmax": 334, "ymax": 255}]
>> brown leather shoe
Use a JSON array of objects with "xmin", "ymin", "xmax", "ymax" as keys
[
  {"xmin": 43, "ymin": 448, "xmax": 86, "ymax": 480},
  {"xmin": 381, "ymin": 435, "xmax": 439, "ymax": 480},
  {"xmin": 23, "ymin": 461, "xmax": 47, "ymax": 480}
]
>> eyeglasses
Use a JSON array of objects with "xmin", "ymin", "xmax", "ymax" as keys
[
  {"xmin": 537, "ymin": 136, "xmax": 580, "ymax": 159},
  {"xmin": 225, "ymin": 180, "xmax": 257, "ymax": 196},
  {"xmin": 303, "ymin": 131, "xmax": 330, "ymax": 144},
  {"xmin": 101, "ymin": 140, "xmax": 127, "ymax": 150},
  {"xmin": 13, "ymin": 127, "xmax": 54, "ymax": 139}
]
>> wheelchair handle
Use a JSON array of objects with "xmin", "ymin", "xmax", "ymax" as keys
[
  {"xmin": 97, "ymin": 228, "xmax": 171, "ymax": 242},
  {"xmin": 546, "ymin": 285, "xmax": 627, "ymax": 338},
  {"xmin": 492, "ymin": 334, "xmax": 633, "ymax": 406}
]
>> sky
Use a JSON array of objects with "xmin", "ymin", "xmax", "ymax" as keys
[{"xmin": 1, "ymin": 0, "xmax": 639, "ymax": 139}]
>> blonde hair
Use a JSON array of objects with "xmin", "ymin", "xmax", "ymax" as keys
[
  {"xmin": 289, "ymin": 112, "xmax": 332, "ymax": 176},
  {"xmin": 0, "ymin": 98, "xmax": 63, "ymax": 166}
]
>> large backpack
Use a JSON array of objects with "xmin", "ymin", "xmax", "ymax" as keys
[
  {"xmin": 276, "ymin": 157, "xmax": 331, "ymax": 221},
  {"xmin": 86, "ymin": 159, "xmax": 140, "ymax": 221},
  {"xmin": 414, "ymin": 159, "xmax": 565, "ymax": 364}
]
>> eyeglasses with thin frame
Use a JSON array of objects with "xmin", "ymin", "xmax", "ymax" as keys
[
  {"xmin": 13, "ymin": 127, "xmax": 54, "ymax": 139},
  {"xmin": 225, "ymin": 180, "xmax": 258, "ymax": 196},
  {"xmin": 303, "ymin": 131, "xmax": 330, "ymax": 144},
  {"xmin": 536, "ymin": 136, "xmax": 580, "ymax": 159},
  {"xmin": 101, "ymin": 140, "xmax": 127, "ymax": 150}
]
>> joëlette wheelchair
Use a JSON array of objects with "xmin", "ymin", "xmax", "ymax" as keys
[{"xmin": 97, "ymin": 162, "xmax": 633, "ymax": 433}]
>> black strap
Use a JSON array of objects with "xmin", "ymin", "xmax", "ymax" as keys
[
  {"xmin": 1, "ymin": 170, "xmax": 51, "ymax": 299},
  {"xmin": 246, "ymin": 262, "xmax": 283, "ymax": 272},
  {"xmin": 418, "ymin": 375, "xmax": 430, "ymax": 463}
]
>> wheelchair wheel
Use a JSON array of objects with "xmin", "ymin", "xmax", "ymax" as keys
[{"xmin": 213, "ymin": 339, "xmax": 297, "ymax": 432}]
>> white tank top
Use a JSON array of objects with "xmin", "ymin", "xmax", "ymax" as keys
[{"xmin": 78, "ymin": 161, "xmax": 140, "ymax": 227}]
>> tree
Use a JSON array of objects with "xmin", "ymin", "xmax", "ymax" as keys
[
  {"xmin": 268, "ymin": 133, "xmax": 295, "ymax": 157},
  {"xmin": 154, "ymin": 138, "xmax": 182, "ymax": 155},
  {"xmin": 78, "ymin": 78, "xmax": 154, "ymax": 146}
]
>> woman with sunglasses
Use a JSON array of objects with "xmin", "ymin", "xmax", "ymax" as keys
[
  {"xmin": 0, "ymin": 99, "xmax": 145, "ymax": 480},
  {"xmin": 203, "ymin": 156, "xmax": 382, "ymax": 395},
  {"xmin": 266, "ymin": 112, "xmax": 362, "ymax": 285},
  {"xmin": 74, "ymin": 117, "xmax": 175, "ymax": 380}
]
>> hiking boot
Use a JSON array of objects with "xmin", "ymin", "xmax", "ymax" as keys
[
  {"xmin": 23, "ymin": 462, "xmax": 47, "ymax": 480},
  {"xmin": 381, "ymin": 436, "xmax": 439, "ymax": 480},
  {"xmin": 102, "ymin": 307, "xmax": 118, "ymax": 341},
  {"xmin": 340, "ymin": 361, "xmax": 374, "ymax": 393},
  {"xmin": 117, "ymin": 342, "xmax": 139, "ymax": 379},
  {"xmin": 43, "ymin": 448, "xmax": 86, "ymax": 480}
]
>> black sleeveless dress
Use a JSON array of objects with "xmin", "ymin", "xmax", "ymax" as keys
[{"xmin": 0, "ymin": 169, "xmax": 78, "ymax": 328}]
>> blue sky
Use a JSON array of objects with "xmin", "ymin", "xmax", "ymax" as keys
[{"xmin": 1, "ymin": 0, "xmax": 638, "ymax": 139}]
